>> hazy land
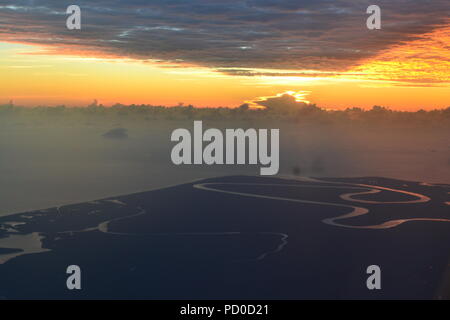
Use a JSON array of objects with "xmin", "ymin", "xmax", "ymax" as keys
[{"xmin": 0, "ymin": 103, "xmax": 449, "ymax": 216}]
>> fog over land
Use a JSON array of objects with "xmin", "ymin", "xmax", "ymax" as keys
[{"xmin": 1, "ymin": 100, "xmax": 449, "ymax": 216}]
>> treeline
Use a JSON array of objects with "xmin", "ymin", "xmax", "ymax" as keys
[{"xmin": 1, "ymin": 103, "xmax": 449, "ymax": 125}]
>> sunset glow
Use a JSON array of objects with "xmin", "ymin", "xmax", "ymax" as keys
[
  {"xmin": 0, "ymin": 2, "xmax": 448, "ymax": 110},
  {"xmin": 347, "ymin": 24, "xmax": 450, "ymax": 86}
]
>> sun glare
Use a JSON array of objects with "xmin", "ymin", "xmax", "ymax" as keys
[{"xmin": 245, "ymin": 90, "xmax": 312, "ymax": 108}]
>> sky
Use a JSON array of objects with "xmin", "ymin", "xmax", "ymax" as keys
[{"xmin": 0, "ymin": 0, "xmax": 449, "ymax": 110}]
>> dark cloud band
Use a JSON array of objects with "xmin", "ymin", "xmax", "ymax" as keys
[{"xmin": 0, "ymin": 0, "xmax": 448, "ymax": 73}]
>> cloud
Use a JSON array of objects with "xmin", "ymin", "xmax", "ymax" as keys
[
  {"xmin": 216, "ymin": 68, "xmax": 357, "ymax": 77},
  {"xmin": 0, "ymin": 0, "xmax": 448, "ymax": 76},
  {"xmin": 248, "ymin": 91, "xmax": 313, "ymax": 110},
  {"xmin": 347, "ymin": 25, "xmax": 450, "ymax": 85}
]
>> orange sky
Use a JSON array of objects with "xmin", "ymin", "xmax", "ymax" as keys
[{"xmin": 1, "ymin": 25, "xmax": 449, "ymax": 111}]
